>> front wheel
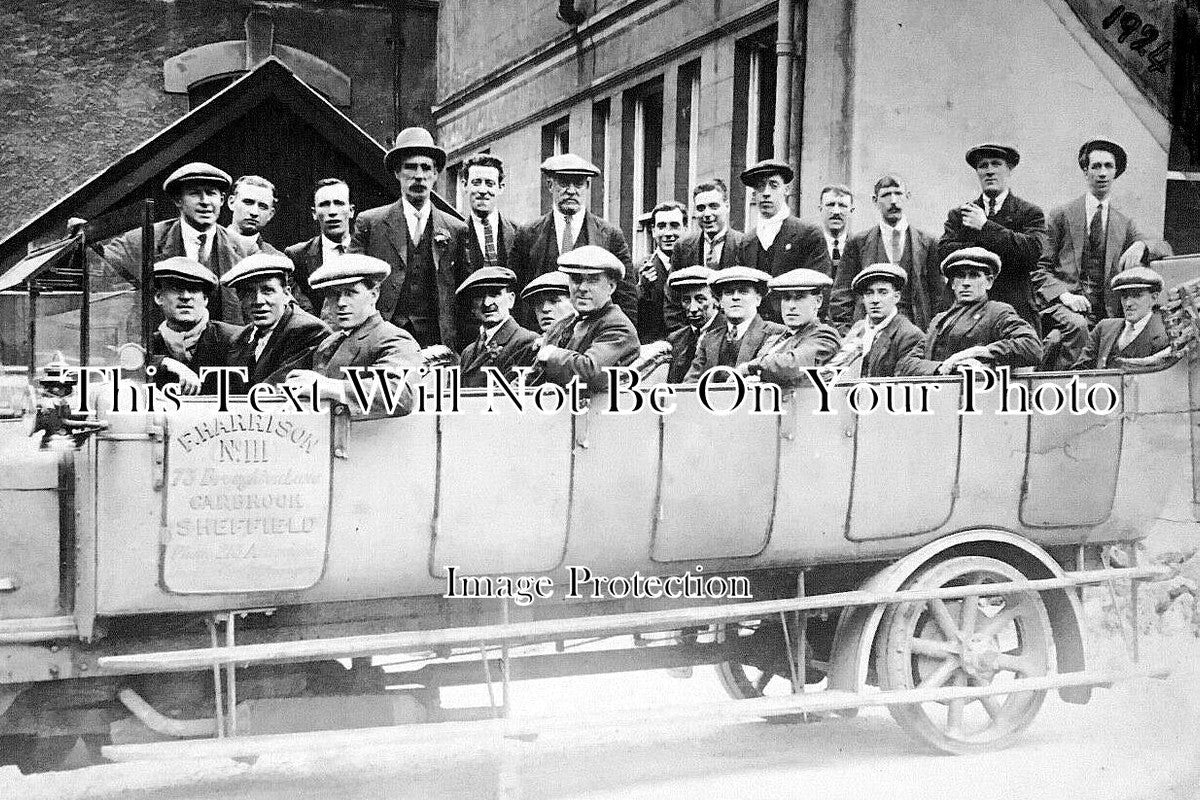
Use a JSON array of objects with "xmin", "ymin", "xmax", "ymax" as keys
[{"xmin": 875, "ymin": 555, "xmax": 1055, "ymax": 754}]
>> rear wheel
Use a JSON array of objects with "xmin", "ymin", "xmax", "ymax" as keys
[{"xmin": 875, "ymin": 556, "xmax": 1054, "ymax": 754}]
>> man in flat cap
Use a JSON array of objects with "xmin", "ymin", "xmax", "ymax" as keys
[
  {"xmin": 827, "ymin": 263, "xmax": 923, "ymax": 378},
  {"xmin": 633, "ymin": 265, "xmax": 723, "ymax": 383},
  {"xmin": 226, "ymin": 175, "xmax": 283, "ymax": 256},
  {"xmin": 1073, "ymin": 266, "xmax": 1173, "ymax": 371},
  {"xmin": 831, "ymin": 173, "xmax": 944, "ymax": 333},
  {"xmin": 533, "ymin": 245, "xmax": 640, "ymax": 391},
  {"xmin": 937, "ymin": 144, "xmax": 1046, "ymax": 330},
  {"xmin": 521, "ymin": 271, "xmax": 576, "ymax": 334},
  {"xmin": 741, "ymin": 268, "xmax": 841, "ymax": 386},
  {"xmin": 456, "ymin": 267, "xmax": 539, "ymax": 388},
  {"xmin": 349, "ymin": 127, "xmax": 469, "ymax": 350},
  {"xmin": 104, "ymin": 162, "xmax": 259, "ymax": 325},
  {"xmin": 285, "ymin": 254, "xmax": 422, "ymax": 416},
  {"xmin": 147, "ymin": 256, "xmax": 240, "ymax": 395},
  {"xmin": 738, "ymin": 159, "xmax": 832, "ymax": 324},
  {"xmin": 898, "ymin": 248, "xmax": 1043, "ymax": 376},
  {"xmin": 286, "ymin": 178, "xmax": 356, "ymax": 316},
  {"xmin": 224, "ymin": 253, "xmax": 329, "ymax": 390},
  {"xmin": 510, "ymin": 154, "xmax": 637, "ymax": 326},
  {"xmin": 684, "ymin": 267, "xmax": 787, "ymax": 382},
  {"xmin": 666, "ymin": 178, "xmax": 747, "ymax": 332},
  {"xmin": 460, "ymin": 153, "xmax": 520, "ymax": 273},
  {"xmin": 1035, "ymin": 139, "xmax": 1172, "ymax": 369},
  {"xmin": 637, "ymin": 200, "xmax": 688, "ymax": 343}
]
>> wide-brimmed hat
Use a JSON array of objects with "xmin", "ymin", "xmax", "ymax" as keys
[{"xmin": 384, "ymin": 127, "xmax": 447, "ymax": 174}]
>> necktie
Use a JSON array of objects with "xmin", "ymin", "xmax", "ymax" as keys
[
  {"xmin": 196, "ymin": 231, "xmax": 210, "ymax": 266},
  {"xmin": 252, "ymin": 328, "xmax": 269, "ymax": 361},
  {"xmin": 1088, "ymin": 204, "xmax": 1104, "ymax": 256},
  {"xmin": 705, "ymin": 235, "xmax": 722, "ymax": 268},
  {"xmin": 727, "ymin": 324, "xmax": 739, "ymax": 343},
  {"xmin": 560, "ymin": 215, "xmax": 576, "ymax": 255},
  {"xmin": 890, "ymin": 228, "xmax": 903, "ymax": 264},
  {"xmin": 987, "ymin": 198, "xmax": 997, "ymax": 218},
  {"xmin": 335, "ymin": 243, "xmax": 346, "ymax": 256},
  {"xmin": 481, "ymin": 216, "xmax": 498, "ymax": 266},
  {"xmin": 831, "ymin": 240, "xmax": 841, "ymax": 263}
]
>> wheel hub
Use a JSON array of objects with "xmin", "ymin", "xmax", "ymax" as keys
[{"xmin": 959, "ymin": 633, "xmax": 1000, "ymax": 680}]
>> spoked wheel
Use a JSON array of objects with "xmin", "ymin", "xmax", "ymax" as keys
[
  {"xmin": 876, "ymin": 556, "xmax": 1055, "ymax": 754},
  {"xmin": 715, "ymin": 618, "xmax": 812, "ymax": 699}
]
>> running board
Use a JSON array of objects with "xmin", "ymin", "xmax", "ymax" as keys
[
  {"xmin": 97, "ymin": 565, "xmax": 1169, "ymax": 675},
  {"xmin": 101, "ymin": 665, "xmax": 1169, "ymax": 763}
]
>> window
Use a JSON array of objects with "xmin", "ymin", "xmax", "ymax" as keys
[
  {"xmin": 621, "ymin": 79, "xmax": 664, "ymax": 259},
  {"xmin": 540, "ymin": 117, "xmax": 571, "ymax": 214},
  {"xmin": 444, "ymin": 162, "xmax": 462, "ymax": 214},
  {"xmin": 592, "ymin": 99, "xmax": 613, "ymax": 220},
  {"xmin": 675, "ymin": 60, "xmax": 701, "ymax": 206},
  {"xmin": 732, "ymin": 28, "xmax": 778, "ymax": 227}
]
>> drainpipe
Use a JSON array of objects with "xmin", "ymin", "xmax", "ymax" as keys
[{"xmin": 773, "ymin": 0, "xmax": 797, "ymax": 159}]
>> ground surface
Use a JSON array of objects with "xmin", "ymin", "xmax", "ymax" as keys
[{"xmin": 6, "ymin": 631, "xmax": 1198, "ymax": 800}]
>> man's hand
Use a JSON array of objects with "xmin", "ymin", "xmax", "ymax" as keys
[
  {"xmin": 940, "ymin": 345, "xmax": 992, "ymax": 374},
  {"xmin": 537, "ymin": 344, "xmax": 559, "ymax": 363},
  {"xmin": 640, "ymin": 340, "xmax": 672, "ymax": 361},
  {"xmin": 160, "ymin": 358, "xmax": 201, "ymax": 395},
  {"xmin": 284, "ymin": 369, "xmax": 344, "ymax": 404},
  {"xmin": 960, "ymin": 203, "xmax": 988, "ymax": 231},
  {"xmin": 1118, "ymin": 241, "xmax": 1148, "ymax": 271},
  {"xmin": 639, "ymin": 258, "xmax": 659, "ymax": 286},
  {"xmin": 1058, "ymin": 291, "xmax": 1092, "ymax": 314}
]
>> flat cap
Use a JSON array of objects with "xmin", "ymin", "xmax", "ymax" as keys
[
  {"xmin": 1110, "ymin": 266, "xmax": 1163, "ymax": 293},
  {"xmin": 965, "ymin": 143, "xmax": 1020, "ymax": 169},
  {"xmin": 770, "ymin": 268, "xmax": 834, "ymax": 293},
  {"xmin": 222, "ymin": 253, "xmax": 294, "ymax": 289},
  {"xmin": 520, "ymin": 270, "xmax": 571, "ymax": 300},
  {"xmin": 940, "ymin": 246, "xmax": 1002, "ymax": 278},
  {"xmin": 557, "ymin": 245, "xmax": 625, "ymax": 280},
  {"xmin": 162, "ymin": 162, "xmax": 232, "ymax": 194},
  {"xmin": 456, "ymin": 266, "xmax": 518, "ymax": 295},
  {"xmin": 740, "ymin": 158, "xmax": 794, "ymax": 186},
  {"xmin": 309, "ymin": 253, "xmax": 391, "ymax": 291},
  {"xmin": 667, "ymin": 265, "xmax": 717, "ymax": 291},
  {"xmin": 710, "ymin": 265, "xmax": 772, "ymax": 292},
  {"xmin": 852, "ymin": 262, "xmax": 908, "ymax": 293},
  {"xmin": 1078, "ymin": 138, "xmax": 1127, "ymax": 178},
  {"xmin": 384, "ymin": 127, "xmax": 447, "ymax": 174},
  {"xmin": 153, "ymin": 256, "xmax": 218, "ymax": 289},
  {"xmin": 540, "ymin": 153, "xmax": 601, "ymax": 178}
]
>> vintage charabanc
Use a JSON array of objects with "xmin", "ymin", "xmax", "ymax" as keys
[{"xmin": 0, "ymin": 233, "xmax": 1195, "ymax": 770}]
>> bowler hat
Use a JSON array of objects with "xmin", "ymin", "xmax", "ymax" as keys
[
  {"xmin": 965, "ymin": 143, "xmax": 1020, "ymax": 169},
  {"xmin": 1078, "ymin": 138, "xmax": 1128, "ymax": 178},
  {"xmin": 852, "ymin": 262, "xmax": 908, "ymax": 293},
  {"xmin": 384, "ymin": 127, "xmax": 447, "ymax": 174}
]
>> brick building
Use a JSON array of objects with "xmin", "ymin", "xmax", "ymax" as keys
[{"xmin": 433, "ymin": 0, "xmax": 1196, "ymax": 257}]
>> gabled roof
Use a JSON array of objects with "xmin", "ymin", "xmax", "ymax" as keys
[{"xmin": 0, "ymin": 57, "xmax": 456, "ymax": 272}]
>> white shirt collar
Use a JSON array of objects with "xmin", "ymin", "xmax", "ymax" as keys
[
  {"xmin": 1122, "ymin": 312, "xmax": 1153, "ymax": 343},
  {"xmin": 179, "ymin": 217, "xmax": 214, "ymax": 262},
  {"xmin": 402, "ymin": 197, "xmax": 431, "ymax": 239},
  {"xmin": 472, "ymin": 209, "xmax": 501, "ymax": 253},
  {"xmin": 982, "ymin": 190, "xmax": 1009, "ymax": 213},
  {"xmin": 1085, "ymin": 193, "xmax": 1109, "ymax": 228},
  {"xmin": 755, "ymin": 208, "xmax": 790, "ymax": 250},
  {"xmin": 480, "ymin": 318, "xmax": 507, "ymax": 345},
  {"xmin": 321, "ymin": 234, "xmax": 349, "ymax": 259},
  {"xmin": 879, "ymin": 217, "xmax": 909, "ymax": 237},
  {"xmin": 728, "ymin": 316, "xmax": 753, "ymax": 340},
  {"xmin": 823, "ymin": 229, "xmax": 847, "ymax": 251},
  {"xmin": 553, "ymin": 208, "xmax": 583, "ymax": 246}
]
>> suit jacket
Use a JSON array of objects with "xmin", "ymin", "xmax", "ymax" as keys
[
  {"xmin": 749, "ymin": 320, "xmax": 841, "ymax": 386},
  {"xmin": 284, "ymin": 235, "xmax": 336, "ymax": 314},
  {"xmin": 227, "ymin": 303, "xmax": 330, "ymax": 389},
  {"xmin": 538, "ymin": 300, "xmax": 640, "ymax": 391},
  {"xmin": 458, "ymin": 316, "xmax": 539, "ymax": 388},
  {"xmin": 741, "ymin": 216, "xmax": 833, "ymax": 278},
  {"xmin": 1034, "ymin": 196, "xmax": 1149, "ymax": 320},
  {"xmin": 150, "ymin": 320, "xmax": 242, "ymax": 394},
  {"xmin": 684, "ymin": 314, "xmax": 788, "ymax": 382},
  {"xmin": 510, "ymin": 211, "xmax": 637, "ymax": 327},
  {"xmin": 463, "ymin": 212, "xmax": 519, "ymax": 272},
  {"xmin": 636, "ymin": 250, "xmax": 673, "ymax": 344},
  {"xmin": 1073, "ymin": 312, "xmax": 1171, "ymax": 370},
  {"xmin": 834, "ymin": 313, "xmax": 924, "ymax": 378},
  {"xmin": 312, "ymin": 313, "xmax": 422, "ymax": 416},
  {"xmin": 349, "ymin": 199, "xmax": 470, "ymax": 349},
  {"xmin": 665, "ymin": 314, "xmax": 724, "ymax": 383},
  {"xmin": 937, "ymin": 193, "xmax": 1047, "ymax": 328},
  {"xmin": 664, "ymin": 229, "xmax": 747, "ymax": 333},
  {"xmin": 103, "ymin": 219, "xmax": 259, "ymax": 324},
  {"xmin": 830, "ymin": 225, "xmax": 945, "ymax": 331},
  {"xmin": 898, "ymin": 299, "xmax": 1043, "ymax": 376}
]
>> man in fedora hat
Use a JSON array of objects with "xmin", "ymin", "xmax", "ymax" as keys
[
  {"xmin": 937, "ymin": 144, "xmax": 1047, "ymax": 331},
  {"xmin": 349, "ymin": 126, "xmax": 469, "ymax": 350},
  {"xmin": 104, "ymin": 162, "xmax": 259, "ymax": 325},
  {"xmin": 898, "ymin": 247, "xmax": 1042, "ymax": 376},
  {"xmin": 147, "ymin": 256, "xmax": 241, "ymax": 395},
  {"xmin": 1073, "ymin": 266, "xmax": 1173, "ymax": 371},
  {"xmin": 223, "ymin": 253, "xmax": 329, "ymax": 389},
  {"xmin": 455, "ymin": 266, "xmax": 539, "ymax": 388},
  {"xmin": 510, "ymin": 153, "xmax": 637, "ymax": 327},
  {"xmin": 533, "ymin": 245, "xmax": 640, "ymax": 391},
  {"xmin": 684, "ymin": 266, "xmax": 787, "ymax": 382},
  {"xmin": 1035, "ymin": 138, "xmax": 1172, "ymax": 369}
]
